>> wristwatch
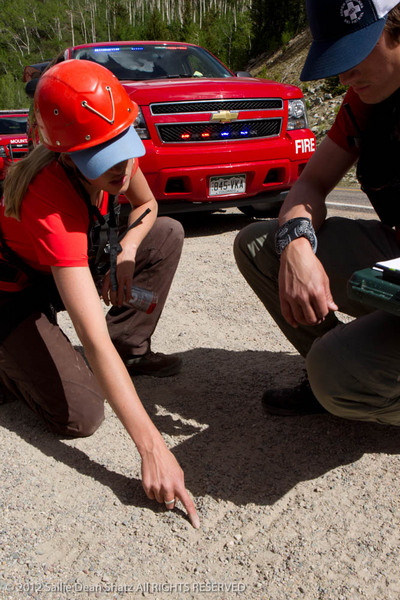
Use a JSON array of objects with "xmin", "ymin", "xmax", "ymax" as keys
[{"xmin": 275, "ymin": 217, "xmax": 318, "ymax": 256}]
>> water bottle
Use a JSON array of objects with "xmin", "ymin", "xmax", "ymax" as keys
[{"xmin": 126, "ymin": 285, "xmax": 158, "ymax": 314}]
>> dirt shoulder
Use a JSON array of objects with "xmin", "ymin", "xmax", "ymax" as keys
[{"xmin": 1, "ymin": 207, "xmax": 400, "ymax": 600}]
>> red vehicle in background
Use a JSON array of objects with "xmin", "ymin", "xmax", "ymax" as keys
[
  {"xmin": 25, "ymin": 41, "xmax": 316, "ymax": 216},
  {"xmin": 0, "ymin": 110, "xmax": 29, "ymax": 183}
]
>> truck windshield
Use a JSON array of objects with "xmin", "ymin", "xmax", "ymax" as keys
[
  {"xmin": 70, "ymin": 44, "xmax": 233, "ymax": 81},
  {"xmin": 0, "ymin": 117, "xmax": 27, "ymax": 135}
]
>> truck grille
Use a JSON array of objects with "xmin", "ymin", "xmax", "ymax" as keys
[
  {"xmin": 151, "ymin": 98, "xmax": 283, "ymax": 114},
  {"xmin": 157, "ymin": 118, "xmax": 282, "ymax": 143},
  {"xmin": 7, "ymin": 142, "xmax": 29, "ymax": 160}
]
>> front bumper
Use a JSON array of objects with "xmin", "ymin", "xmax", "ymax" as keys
[{"xmin": 143, "ymin": 156, "xmax": 306, "ymax": 206}]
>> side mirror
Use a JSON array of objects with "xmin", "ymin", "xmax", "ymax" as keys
[{"xmin": 25, "ymin": 78, "xmax": 39, "ymax": 98}]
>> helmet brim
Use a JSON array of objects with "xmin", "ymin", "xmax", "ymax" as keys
[{"xmin": 69, "ymin": 125, "xmax": 145, "ymax": 180}]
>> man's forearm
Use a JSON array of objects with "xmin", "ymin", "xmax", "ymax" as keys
[{"xmin": 278, "ymin": 179, "xmax": 327, "ymax": 231}]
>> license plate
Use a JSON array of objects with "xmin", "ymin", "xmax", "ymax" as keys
[{"xmin": 209, "ymin": 174, "xmax": 246, "ymax": 196}]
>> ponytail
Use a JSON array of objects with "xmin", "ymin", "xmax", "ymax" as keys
[{"xmin": 3, "ymin": 145, "xmax": 56, "ymax": 220}]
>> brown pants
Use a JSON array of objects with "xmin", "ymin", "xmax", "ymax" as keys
[{"xmin": 0, "ymin": 217, "xmax": 184, "ymax": 437}]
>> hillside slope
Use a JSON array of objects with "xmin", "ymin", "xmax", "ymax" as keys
[
  {"xmin": 248, "ymin": 29, "xmax": 312, "ymax": 86},
  {"xmin": 248, "ymin": 29, "xmax": 357, "ymax": 185},
  {"xmin": 248, "ymin": 29, "xmax": 344, "ymax": 139}
]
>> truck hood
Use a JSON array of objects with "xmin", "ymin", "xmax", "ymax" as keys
[{"xmin": 121, "ymin": 77, "xmax": 302, "ymax": 105}]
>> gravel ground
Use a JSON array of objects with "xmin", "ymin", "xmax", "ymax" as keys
[{"xmin": 1, "ymin": 206, "xmax": 400, "ymax": 600}]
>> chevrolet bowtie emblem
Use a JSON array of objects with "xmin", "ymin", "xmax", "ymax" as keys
[{"xmin": 210, "ymin": 110, "xmax": 239, "ymax": 123}]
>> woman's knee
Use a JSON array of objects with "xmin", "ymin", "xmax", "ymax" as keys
[
  {"xmin": 45, "ymin": 395, "xmax": 105, "ymax": 438},
  {"xmin": 66, "ymin": 404, "xmax": 105, "ymax": 438},
  {"xmin": 19, "ymin": 367, "xmax": 106, "ymax": 438}
]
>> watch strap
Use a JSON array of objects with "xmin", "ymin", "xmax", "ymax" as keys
[{"xmin": 275, "ymin": 217, "xmax": 317, "ymax": 256}]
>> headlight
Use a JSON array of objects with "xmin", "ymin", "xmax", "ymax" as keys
[
  {"xmin": 0, "ymin": 146, "xmax": 7, "ymax": 158},
  {"xmin": 133, "ymin": 107, "xmax": 150, "ymax": 140},
  {"xmin": 287, "ymin": 99, "xmax": 308, "ymax": 130}
]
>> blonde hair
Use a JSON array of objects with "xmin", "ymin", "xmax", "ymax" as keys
[{"xmin": 3, "ymin": 145, "xmax": 57, "ymax": 220}]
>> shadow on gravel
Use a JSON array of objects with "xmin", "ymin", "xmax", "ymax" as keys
[
  {"xmin": 134, "ymin": 347, "xmax": 400, "ymax": 508},
  {"xmin": 0, "ymin": 400, "xmax": 147, "ymax": 508},
  {"xmin": 174, "ymin": 210, "xmax": 258, "ymax": 238},
  {"xmin": 1, "ymin": 346, "xmax": 400, "ymax": 513}
]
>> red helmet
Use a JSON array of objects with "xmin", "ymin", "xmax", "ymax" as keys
[{"xmin": 34, "ymin": 59, "xmax": 137, "ymax": 152}]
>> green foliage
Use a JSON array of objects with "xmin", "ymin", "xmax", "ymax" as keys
[
  {"xmin": 281, "ymin": 28, "xmax": 292, "ymax": 47},
  {"xmin": 142, "ymin": 9, "xmax": 170, "ymax": 41},
  {"xmin": 321, "ymin": 76, "xmax": 348, "ymax": 97},
  {"xmin": 0, "ymin": 0, "xmax": 306, "ymax": 108},
  {"xmin": 250, "ymin": 0, "xmax": 307, "ymax": 55},
  {"xmin": 197, "ymin": 8, "xmax": 253, "ymax": 69},
  {"xmin": 0, "ymin": 74, "xmax": 27, "ymax": 109}
]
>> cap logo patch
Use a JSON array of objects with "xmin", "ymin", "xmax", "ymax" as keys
[{"xmin": 340, "ymin": 0, "xmax": 364, "ymax": 24}]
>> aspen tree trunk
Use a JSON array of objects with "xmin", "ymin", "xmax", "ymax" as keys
[
  {"xmin": 69, "ymin": 11, "xmax": 75, "ymax": 47},
  {"xmin": 54, "ymin": 17, "xmax": 62, "ymax": 40},
  {"xmin": 128, "ymin": 0, "xmax": 132, "ymax": 25},
  {"xmin": 79, "ymin": 9, "xmax": 88, "ymax": 43},
  {"xmin": 21, "ymin": 18, "xmax": 30, "ymax": 54},
  {"xmin": 90, "ymin": 1, "xmax": 96, "ymax": 43},
  {"xmin": 105, "ymin": 1, "xmax": 111, "ymax": 41}
]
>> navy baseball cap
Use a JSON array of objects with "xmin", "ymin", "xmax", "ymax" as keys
[{"xmin": 301, "ymin": 0, "xmax": 399, "ymax": 81}]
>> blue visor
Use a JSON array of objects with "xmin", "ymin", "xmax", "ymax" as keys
[{"xmin": 69, "ymin": 125, "xmax": 145, "ymax": 179}]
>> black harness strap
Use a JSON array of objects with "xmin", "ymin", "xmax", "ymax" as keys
[
  {"xmin": 93, "ymin": 198, "xmax": 151, "ymax": 292},
  {"xmin": 118, "ymin": 208, "xmax": 151, "ymax": 243},
  {"xmin": 107, "ymin": 194, "xmax": 120, "ymax": 292},
  {"xmin": 89, "ymin": 203, "xmax": 109, "ymax": 265}
]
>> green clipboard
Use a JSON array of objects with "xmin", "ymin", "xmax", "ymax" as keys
[{"xmin": 347, "ymin": 267, "xmax": 400, "ymax": 316}]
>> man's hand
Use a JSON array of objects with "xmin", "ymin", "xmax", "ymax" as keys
[{"xmin": 279, "ymin": 237, "xmax": 338, "ymax": 328}]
